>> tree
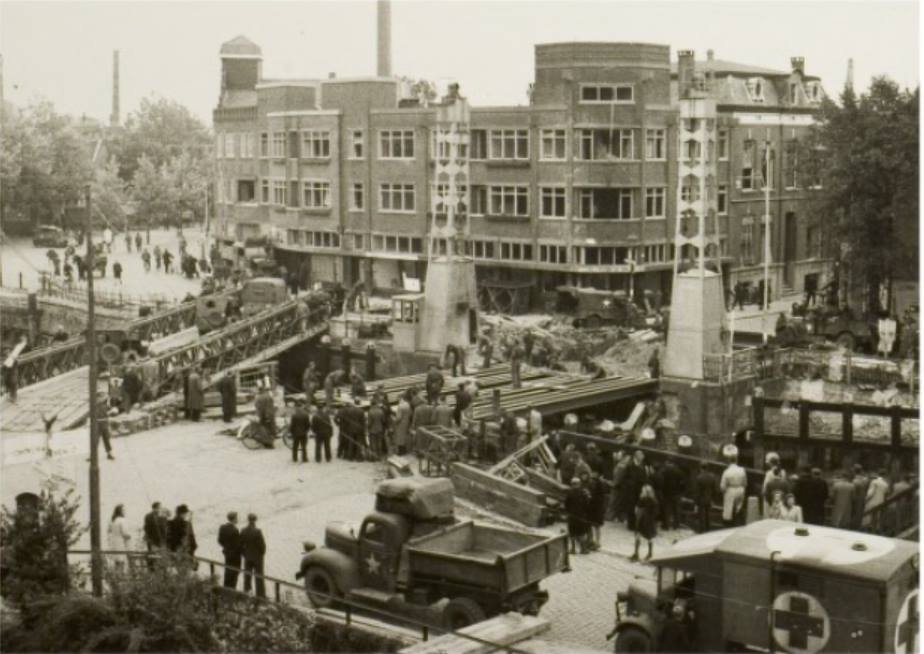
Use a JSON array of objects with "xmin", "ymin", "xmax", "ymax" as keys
[
  {"xmin": 91, "ymin": 157, "xmax": 128, "ymax": 230},
  {"xmin": 112, "ymin": 96, "xmax": 212, "ymax": 183},
  {"xmin": 0, "ymin": 483, "xmax": 85, "ymax": 605},
  {"xmin": 131, "ymin": 155, "xmax": 179, "ymax": 228},
  {"xmin": 801, "ymin": 77, "xmax": 919, "ymax": 312}
]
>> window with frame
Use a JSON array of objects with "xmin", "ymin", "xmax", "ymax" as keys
[
  {"xmin": 540, "ymin": 187, "xmax": 566, "ymax": 218},
  {"xmin": 684, "ymin": 139, "xmax": 702, "ymax": 162},
  {"xmin": 785, "ymin": 142, "xmax": 798, "ymax": 188},
  {"xmin": 353, "ymin": 234, "xmax": 365, "ymax": 250},
  {"xmin": 380, "ymin": 183, "xmax": 416, "ymax": 212},
  {"xmin": 287, "ymin": 131, "xmax": 300, "ymax": 158},
  {"xmin": 741, "ymin": 140, "xmax": 756, "ymax": 190},
  {"xmin": 579, "ymin": 129, "xmax": 635, "ymax": 160},
  {"xmin": 645, "ymin": 187, "xmax": 665, "ymax": 218},
  {"xmin": 288, "ymin": 230, "xmax": 303, "ymax": 246},
  {"xmin": 303, "ymin": 181, "xmax": 331, "ymax": 208},
  {"xmin": 489, "ymin": 185, "xmax": 528, "ymax": 217},
  {"xmin": 271, "ymin": 132, "xmax": 286, "ymax": 158},
  {"xmin": 260, "ymin": 133, "xmax": 269, "ymax": 157},
  {"xmin": 746, "ymin": 78, "xmax": 765, "ymax": 103},
  {"xmin": 717, "ymin": 130, "xmax": 729, "ymax": 160},
  {"xmin": 351, "ymin": 130, "xmax": 364, "ymax": 158},
  {"xmin": 224, "ymin": 133, "xmax": 236, "ymax": 158},
  {"xmin": 237, "ymin": 180, "xmax": 256, "ymax": 203},
  {"xmin": 645, "ymin": 129, "xmax": 666, "ymax": 160},
  {"xmin": 351, "ymin": 183, "xmax": 364, "ymax": 210},
  {"xmin": 470, "ymin": 185, "xmax": 487, "ymax": 215},
  {"xmin": 580, "ymin": 84, "xmax": 633, "ymax": 104},
  {"xmin": 272, "ymin": 179, "xmax": 287, "ymax": 205},
  {"xmin": 681, "ymin": 181, "xmax": 701, "ymax": 203},
  {"xmin": 489, "ymin": 129, "xmax": 529, "ymax": 160},
  {"xmin": 431, "ymin": 183, "xmax": 469, "ymax": 218},
  {"xmin": 761, "ymin": 147, "xmax": 775, "ymax": 189},
  {"xmin": 539, "ymin": 244, "xmax": 568, "ymax": 264},
  {"xmin": 740, "ymin": 218, "xmax": 755, "ymax": 263},
  {"xmin": 717, "ymin": 185, "xmax": 728, "ymax": 214},
  {"xmin": 470, "ymin": 130, "xmax": 487, "ymax": 160},
  {"xmin": 540, "ymin": 129, "xmax": 566, "ymax": 160},
  {"xmin": 302, "ymin": 131, "xmax": 331, "ymax": 158},
  {"xmin": 430, "ymin": 130, "xmax": 469, "ymax": 160},
  {"xmin": 379, "ymin": 130, "xmax": 415, "ymax": 159},
  {"xmin": 216, "ymin": 134, "xmax": 225, "ymax": 158},
  {"xmin": 260, "ymin": 180, "xmax": 269, "ymax": 203},
  {"xmin": 578, "ymin": 188, "xmax": 633, "ymax": 220}
]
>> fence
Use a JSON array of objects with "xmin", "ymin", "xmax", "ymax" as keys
[
  {"xmin": 702, "ymin": 347, "xmax": 760, "ymax": 382},
  {"xmin": 38, "ymin": 276, "xmax": 176, "ymax": 310},
  {"xmin": 65, "ymin": 549, "xmax": 529, "ymax": 653}
]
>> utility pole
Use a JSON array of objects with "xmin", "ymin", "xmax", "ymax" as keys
[
  {"xmin": 762, "ymin": 129, "xmax": 772, "ymax": 345},
  {"xmin": 84, "ymin": 185, "xmax": 103, "ymax": 597}
]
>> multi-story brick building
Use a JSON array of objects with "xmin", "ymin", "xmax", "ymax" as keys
[{"xmin": 213, "ymin": 36, "xmax": 830, "ymax": 306}]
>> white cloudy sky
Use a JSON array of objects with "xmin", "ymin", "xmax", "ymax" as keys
[{"xmin": 1, "ymin": 0, "xmax": 919, "ymax": 124}]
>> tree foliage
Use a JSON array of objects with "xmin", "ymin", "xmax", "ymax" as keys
[
  {"xmin": 801, "ymin": 77, "xmax": 919, "ymax": 310},
  {"xmin": 0, "ymin": 483, "xmax": 85, "ymax": 605}
]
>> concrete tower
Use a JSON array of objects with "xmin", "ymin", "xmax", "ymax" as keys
[
  {"xmin": 663, "ymin": 51, "xmax": 728, "ymax": 380},
  {"xmin": 377, "ymin": 0, "xmax": 392, "ymax": 77},
  {"xmin": 110, "ymin": 50, "xmax": 120, "ymax": 128},
  {"xmin": 219, "ymin": 35, "xmax": 263, "ymax": 102},
  {"xmin": 418, "ymin": 85, "xmax": 478, "ymax": 353}
]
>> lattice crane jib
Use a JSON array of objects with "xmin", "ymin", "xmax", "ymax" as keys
[{"xmin": 429, "ymin": 95, "xmax": 471, "ymax": 260}]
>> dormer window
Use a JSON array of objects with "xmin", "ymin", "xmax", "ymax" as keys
[
  {"xmin": 746, "ymin": 78, "xmax": 765, "ymax": 103},
  {"xmin": 806, "ymin": 81, "xmax": 822, "ymax": 103}
]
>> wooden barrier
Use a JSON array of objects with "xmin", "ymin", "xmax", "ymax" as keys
[{"xmin": 450, "ymin": 462, "xmax": 549, "ymax": 527}]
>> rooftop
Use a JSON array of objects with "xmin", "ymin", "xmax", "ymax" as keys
[
  {"xmin": 670, "ymin": 58, "xmax": 789, "ymax": 77},
  {"xmin": 220, "ymin": 35, "xmax": 262, "ymax": 58}
]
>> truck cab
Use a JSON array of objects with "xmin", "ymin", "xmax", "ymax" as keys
[
  {"xmin": 555, "ymin": 285, "xmax": 657, "ymax": 330},
  {"xmin": 610, "ymin": 520, "xmax": 919, "ymax": 653}
]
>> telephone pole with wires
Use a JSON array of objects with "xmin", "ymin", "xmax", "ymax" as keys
[{"xmin": 762, "ymin": 130, "xmax": 773, "ymax": 345}]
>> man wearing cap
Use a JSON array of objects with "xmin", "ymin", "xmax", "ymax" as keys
[{"xmin": 240, "ymin": 513, "xmax": 266, "ymax": 598}]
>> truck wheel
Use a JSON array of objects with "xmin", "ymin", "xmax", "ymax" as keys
[
  {"xmin": 614, "ymin": 626, "xmax": 652, "ymax": 653},
  {"xmin": 303, "ymin": 566, "xmax": 340, "ymax": 608},
  {"xmin": 836, "ymin": 331, "xmax": 856, "ymax": 351},
  {"xmin": 443, "ymin": 597, "xmax": 487, "ymax": 630}
]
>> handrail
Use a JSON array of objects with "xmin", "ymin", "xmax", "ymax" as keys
[
  {"xmin": 860, "ymin": 482, "xmax": 919, "ymax": 537},
  {"xmin": 66, "ymin": 549, "xmax": 531, "ymax": 654}
]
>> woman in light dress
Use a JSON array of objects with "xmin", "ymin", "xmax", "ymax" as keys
[{"xmin": 107, "ymin": 504, "xmax": 131, "ymax": 572}]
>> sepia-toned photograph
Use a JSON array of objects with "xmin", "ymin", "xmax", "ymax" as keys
[{"xmin": 0, "ymin": 1, "xmax": 919, "ymax": 652}]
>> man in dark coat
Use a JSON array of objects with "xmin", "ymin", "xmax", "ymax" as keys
[
  {"xmin": 425, "ymin": 364, "xmax": 444, "ymax": 404},
  {"xmin": 337, "ymin": 398, "xmax": 367, "ymax": 461},
  {"xmin": 659, "ymin": 459, "xmax": 686, "ymax": 530},
  {"xmin": 453, "ymin": 382, "xmax": 471, "ymax": 426},
  {"xmin": 302, "ymin": 362, "xmax": 319, "ymax": 403},
  {"xmin": 510, "ymin": 341, "xmax": 525, "ymax": 389},
  {"xmin": 693, "ymin": 465, "xmax": 718, "ymax": 533},
  {"xmin": 621, "ymin": 452, "xmax": 649, "ymax": 531},
  {"xmin": 186, "ymin": 368, "xmax": 204, "ymax": 422},
  {"xmin": 216, "ymin": 372, "xmax": 237, "ymax": 423},
  {"xmin": 311, "ymin": 405, "xmax": 333, "ymax": 462},
  {"xmin": 367, "ymin": 399, "xmax": 387, "ymax": 459},
  {"xmin": 803, "ymin": 467, "xmax": 829, "ymax": 525},
  {"xmin": 289, "ymin": 400, "xmax": 311, "ymax": 463},
  {"xmin": 254, "ymin": 385, "xmax": 276, "ymax": 446},
  {"xmin": 217, "ymin": 511, "xmax": 242, "ymax": 589},
  {"xmin": 121, "ymin": 365, "xmax": 143, "ymax": 413},
  {"xmin": 240, "ymin": 513, "xmax": 266, "ymax": 598},
  {"xmin": 499, "ymin": 409, "xmax": 519, "ymax": 458},
  {"xmin": 143, "ymin": 501, "xmax": 166, "ymax": 568},
  {"xmin": 166, "ymin": 504, "xmax": 197, "ymax": 562}
]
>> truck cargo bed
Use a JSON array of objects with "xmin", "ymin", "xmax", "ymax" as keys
[{"xmin": 405, "ymin": 521, "xmax": 568, "ymax": 595}]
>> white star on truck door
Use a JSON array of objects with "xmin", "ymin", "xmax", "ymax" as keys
[{"xmin": 365, "ymin": 553, "xmax": 381, "ymax": 575}]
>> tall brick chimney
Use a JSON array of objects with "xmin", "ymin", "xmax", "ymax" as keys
[
  {"xmin": 791, "ymin": 56, "xmax": 805, "ymax": 75},
  {"xmin": 677, "ymin": 50, "xmax": 695, "ymax": 98},
  {"xmin": 377, "ymin": 0, "xmax": 392, "ymax": 77},
  {"xmin": 110, "ymin": 50, "xmax": 120, "ymax": 128}
]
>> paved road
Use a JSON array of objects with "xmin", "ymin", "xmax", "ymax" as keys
[
  {"xmin": 2, "ymin": 226, "xmax": 207, "ymax": 302},
  {"xmin": 0, "ymin": 418, "xmax": 687, "ymax": 650}
]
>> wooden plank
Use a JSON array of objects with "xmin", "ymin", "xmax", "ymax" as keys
[
  {"xmin": 487, "ymin": 436, "xmax": 550, "ymax": 474},
  {"xmin": 452, "ymin": 463, "xmax": 546, "ymax": 506},
  {"xmin": 451, "ymin": 475, "xmax": 545, "ymax": 527},
  {"xmin": 400, "ymin": 613, "xmax": 549, "ymax": 654},
  {"xmin": 523, "ymin": 468, "xmax": 568, "ymax": 502}
]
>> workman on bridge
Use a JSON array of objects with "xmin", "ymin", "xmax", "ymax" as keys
[
  {"xmin": 510, "ymin": 340, "xmax": 525, "ymax": 389},
  {"xmin": 425, "ymin": 364, "xmax": 444, "ymax": 403},
  {"xmin": 349, "ymin": 372, "xmax": 367, "ymax": 399},
  {"xmin": 323, "ymin": 370, "xmax": 347, "ymax": 407},
  {"xmin": 478, "ymin": 335, "xmax": 494, "ymax": 369},
  {"xmin": 186, "ymin": 367, "xmax": 204, "ymax": 422},
  {"xmin": 301, "ymin": 362, "xmax": 319, "ymax": 403},
  {"xmin": 216, "ymin": 372, "xmax": 237, "ymax": 423}
]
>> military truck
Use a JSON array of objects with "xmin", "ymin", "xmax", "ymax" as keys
[
  {"xmin": 555, "ymin": 286, "xmax": 660, "ymax": 330},
  {"xmin": 296, "ymin": 477, "xmax": 569, "ymax": 629},
  {"xmin": 609, "ymin": 519, "xmax": 919, "ymax": 653},
  {"xmin": 785, "ymin": 305, "xmax": 877, "ymax": 352}
]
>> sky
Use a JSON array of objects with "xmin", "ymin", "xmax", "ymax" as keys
[{"xmin": 1, "ymin": 0, "xmax": 919, "ymax": 125}]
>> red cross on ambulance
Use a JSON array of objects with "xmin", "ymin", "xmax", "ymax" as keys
[
  {"xmin": 895, "ymin": 589, "xmax": 919, "ymax": 654},
  {"xmin": 772, "ymin": 591, "xmax": 831, "ymax": 654}
]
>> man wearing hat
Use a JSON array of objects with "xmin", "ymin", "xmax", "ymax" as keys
[
  {"xmin": 240, "ymin": 513, "xmax": 267, "ymax": 598},
  {"xmin": 166, "ymin": 504, "xmax": 198, "ymax": 562}
]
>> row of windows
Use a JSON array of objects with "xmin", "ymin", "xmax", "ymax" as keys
[
  {"xmin": 222, "ymin": 179, "xmax": 704, "ymax": 220},
  {"xmin": 285, "ymin": 230, "xmax": 341, "ymax": 249},
  {"xmin": 221, "ymin": 127, "xmax": 700, "ymax": 163}
]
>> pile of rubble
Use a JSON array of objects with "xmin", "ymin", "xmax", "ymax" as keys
[{"xmin": 477, "ymin": 313, "xmax": 661, "ymax": 377}]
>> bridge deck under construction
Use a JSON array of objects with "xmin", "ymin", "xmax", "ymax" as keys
[{"xmin": 309, "ymin": 365, "xmax": 658, "ymax": 419}]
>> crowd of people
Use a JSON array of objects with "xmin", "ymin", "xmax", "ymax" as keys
[{"xmin": 106, "ymin": 500, "xmax": 271, "ymax": 598}]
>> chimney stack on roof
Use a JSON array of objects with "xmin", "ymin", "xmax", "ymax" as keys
[
  {"xmin": 791, "ymin": 56, "xmax": 805, "ymax": 75},
  {"xmin": 111, "ymin": 50, "xmax": 120, "ymax": 128},
  {"xmin": 706, "ymin": 49, "xmax": 714, "ymax": 62},
  {"xmin": 377, "ymin": 0, "xmax": 392, "ymax": 77},
  {"xmin": 677, "ymin": 50, "xmax": 695, "ymax": 98},
  {"xmin": 846, "ymin": 58, "xmax": 854, "ymax": 91}
]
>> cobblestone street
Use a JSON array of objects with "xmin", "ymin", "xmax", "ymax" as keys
[{"xmin": 0, "ymin": 419, "xmax": 679, "ymax": 650}]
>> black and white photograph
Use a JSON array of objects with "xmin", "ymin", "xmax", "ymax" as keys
[{"xmin": 0, "ymin": 1, "xmax": 920, "ymax": 652}]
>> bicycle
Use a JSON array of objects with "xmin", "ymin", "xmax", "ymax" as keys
[{"xmin": 236, "ymin": 413, "xmax": 293, "ymax": 450}]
